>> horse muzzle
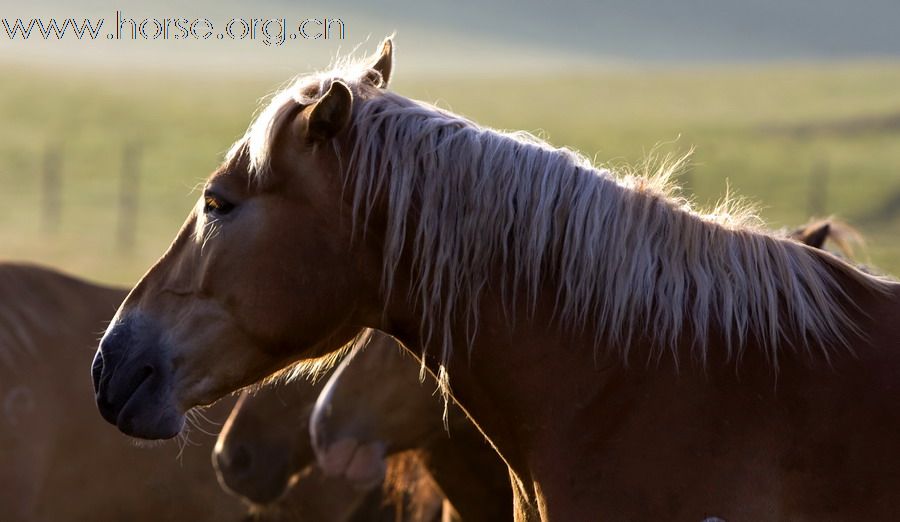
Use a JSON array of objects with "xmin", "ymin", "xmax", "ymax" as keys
[
  {"xmin": 316, "ymin": 437, "xmax": 387, "ymax": 488},
  {"xmin": 214, "ymin": 440, "xmax": 298, "ymax": 505},
  {"xmin": 91, "ymin": 315, "xmax": 184, "ymax": 439}
]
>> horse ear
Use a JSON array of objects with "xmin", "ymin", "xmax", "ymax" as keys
[
  {"xmin": 370, "ymin": 38, "xmax": 393, "ymax": 88},
  {"xmin": 800, "ymin": 222, "xmax": 831, "ymax": 249},
  {"xmin": 307, "ymin": 81, "xmax": 352, "ymax": 142}
]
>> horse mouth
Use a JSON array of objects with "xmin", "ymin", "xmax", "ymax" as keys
[
  {"xmin": 94, "ymin": 358, "xmax": 184, "ymax": 439},
  {"xmin": 318, "ymin": 438, "xmax": 387, "ymax": 487},
  {"xmin": 113, "ymin": 366, "xmax": 155, "ymax": 434},
  {"xmin": 93, "ymin": 314, "xmax": 186, "ymax": 440}
]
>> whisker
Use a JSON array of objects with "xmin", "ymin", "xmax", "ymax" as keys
[
  {"xmin": 185, "ymin": 408, "xmax": 220, "ymax": 437},
  {"xmin": 191, "ymin": 407, "xmax": 223, "ymax": 427}
]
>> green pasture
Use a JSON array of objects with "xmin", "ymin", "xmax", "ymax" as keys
[{"xmin": 1, "ymin": 61, "xmax": 899, "ymax": 286}]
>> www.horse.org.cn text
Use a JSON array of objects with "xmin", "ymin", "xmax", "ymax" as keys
[{"xmin": 1, "ymin": 11, "xmax": 346, "ymax": 46}]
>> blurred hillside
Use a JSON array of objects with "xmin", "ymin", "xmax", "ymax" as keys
[
  {"xmin": 1, "ymin": 1, "xmax": 899, "ymax": 285},
  {"xmin": 1, "ymin": 59, "xmax": 898, "ymax": 285}
]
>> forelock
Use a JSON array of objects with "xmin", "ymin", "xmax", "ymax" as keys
[{"xmin": 226, "ymin": 56, "xmax": 386, "ymax": 182}]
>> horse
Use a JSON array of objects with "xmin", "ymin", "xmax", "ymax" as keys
[
  {"xmin": 215, "ymin": 360, "xmax": 446, "ymax": 521},
  {"xmin": 92, "ymin": 39, "xmax": 900, "ymax": 521},
  {"xmin": 311, "ymin": 331, "xmax": 512, "ymax": 521},
  {"xmin": 0, "ymin": 262, "xmax": 247, "ymax": 521}
]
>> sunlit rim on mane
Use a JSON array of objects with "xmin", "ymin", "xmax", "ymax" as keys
[{"xmin": 226, "ymin": 55, "xmax": 893, "ymax": 391}]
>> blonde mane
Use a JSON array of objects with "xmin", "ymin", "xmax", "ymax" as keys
[{"xmin": 233, "ymin": 60, "xmax": 893, "ymax": 390}]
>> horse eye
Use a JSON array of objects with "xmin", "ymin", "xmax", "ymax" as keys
[{"xmin": 203, "ymin": 194, "xmax": 234, "ymax": 215}]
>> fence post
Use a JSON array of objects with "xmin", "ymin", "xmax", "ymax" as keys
[{"xmin": 117, "ymin": 142, "xmax": 141, "ymax": 254}]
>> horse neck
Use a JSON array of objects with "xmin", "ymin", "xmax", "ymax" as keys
[{"xmin": 377, "ymin": 206, "xmax": 893, "ymax": 369}]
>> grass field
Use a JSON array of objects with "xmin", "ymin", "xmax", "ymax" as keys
[{"xmin": 2, "ymin": 61, "xmax": 899, "ymax": 285}]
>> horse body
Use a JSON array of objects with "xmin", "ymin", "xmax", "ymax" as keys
[
  {"xmin": 92, "ymin": 40, "xmax": 900, "ymax": 521},
  {"xmin": 0, "ymin": 262, "xmax": 248, "ymax": 521},
  {"xmin": 311, "ymin": 332, "xmax": 512, "ymax": 521}
]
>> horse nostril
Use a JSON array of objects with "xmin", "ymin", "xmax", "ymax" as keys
[{"xmin": 230, "ymin": 445, "xmax": 252, "ymax": 473}]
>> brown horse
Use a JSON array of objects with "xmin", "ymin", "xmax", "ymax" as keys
[
  {"xmin": 215, "ymin": 363, "xmax": 445, "ymax": 521},
  {"xmin": 311, "ymin": 332, "xmax": 512, "ymax": 521},
  {"xmin": 92, "ymin": 39, "xmax": 900, "ymax": 521},
  {"xmin": 0, "ymin": 262, "xmax": 247, "ymax": 521}
]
